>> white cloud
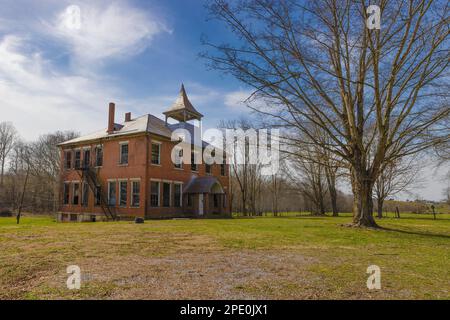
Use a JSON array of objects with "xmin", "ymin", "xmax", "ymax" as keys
[
  {"xmin": 224, "ymin": 89, "xmax": 276, "ymax": 114},
  {"xmin": 0, "ymin": 35, "xmax": 119, "ymax": 140},
  {"xmin": 45, "ymin": 2, "xmax": 169, "ymax": 63},
  {"xmin": 0, "ymin": 1, "xmax": 172, "ymax": 140},
  {"xmin": 224, "ymin": 90, "xmax": 252, "ymax": 112}
]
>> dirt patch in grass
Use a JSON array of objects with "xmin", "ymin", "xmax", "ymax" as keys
[{"xmin": 15, "ymin": 249, "xmax": 318, "ymax": 300}]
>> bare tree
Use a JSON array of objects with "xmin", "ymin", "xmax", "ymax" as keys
[
  {"xmin": 0, "ymin": 122, "xmax": 17, "ymax": 188},
  {"xmin": 374, "ymin": 156, "xmax": 423, "ymax": 218},
  {"xmin": 203, "ymin": 0, "xmax": 450, "ymax": 227},
  {"xmin": 29, "ymin": 131, "xmax": 79, "ymax": 212},
  {"xmin": 285, "ymin": 143, "xmax": 328, "ymax": 215}
]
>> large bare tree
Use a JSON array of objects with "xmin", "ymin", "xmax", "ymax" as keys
[{"xmin": 203, "ymin": 0, "xmax": 450, "ymax": 227}]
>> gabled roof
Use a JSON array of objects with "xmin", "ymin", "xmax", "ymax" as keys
[{"xmin": 163, "ymin": 84, "xmax": 203, "ymax": 122}]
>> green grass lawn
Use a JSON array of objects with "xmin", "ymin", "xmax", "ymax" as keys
[{"xmin": 0, "ymin": 213, "xmax": 449, "ymax": 299}]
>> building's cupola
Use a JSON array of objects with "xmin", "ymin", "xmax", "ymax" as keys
[{"xmin": 163, "ymin": 84, "xmax": 203, "ymax": 123}]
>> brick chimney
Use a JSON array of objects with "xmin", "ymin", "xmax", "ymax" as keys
[
  {"xmin": 107, "ymin": 102, "xmax": 115, "ymax": 134},
  {"xmin": 125, "ymin": 112, "xmax": 131, "ymax": 122}
]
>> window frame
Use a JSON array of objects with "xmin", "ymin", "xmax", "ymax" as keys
[
  {"xmin": 191, "ymin": 150, "xmax": 198, "ymax": 172},
  {"xmin": 174, "ymin": 147, "xmax": 183, "ymax": 169},
  {"xmin": 151, "ymin": 142, "xmax": 161, "ymax": 165},
  {"xmin": 64, "ymin": 150, "xmax": 72, "ymax": 170},
  {"xmin": 108, "ymin": 180, "xmax": 117, "ymax": 206},
  {"xmin": 81, "ymin": 182, "xmax": 89, "ymax": 207},
  {"xmin": 173, "ymin": 183, "xmax": 182, "ymax": 207},
  {"xmin": 74, "ymin": 149, "xmax": 81, "ymax": 169},
  {"xmin": 83, "ymin": 148, "xmax": 91, "ymax": 168},
  {"xmin": 119, "ymin": 180, "xmax": 128, "ymax": 207},
  {"xmin": 95, "ymin": 186, "xmax": 101, "ymax": 206},
  {"xmin": 150, "ymin": 181, "xmax": 160, "ymax": 207},
  {"xmin": 95, "ymin": 145, "xmax": 103, "ymax": 167},
  {"xmin": 131, "ymin": 180, "xmax": 141, "ymax": 208},
  {"xmin": 63, "ymin": 182, "xmax": 70, "ymax": 205},
  {"xmin": 72, "ymin": 182, "xmax": 80, "ymax": 205},
  {"xmin": 119, "ymin": 142, "xmax": 129, "ymax": 165},
  {"xmin": 162, "ymin": 182, "xmax": 171, "ymax": 207}
]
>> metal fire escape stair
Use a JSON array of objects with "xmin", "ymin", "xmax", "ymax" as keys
[{"xmin": 76, "ymin": 166, "xmax": 117, "ymax": 221}]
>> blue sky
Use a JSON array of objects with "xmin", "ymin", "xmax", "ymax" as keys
[
  {"xmin": 0, "ymin": 0, "xmax": 250, "ymax": 140},
  {"xmin": 0, "ymin": 0, "xmax": 447, "ymax": 201}
]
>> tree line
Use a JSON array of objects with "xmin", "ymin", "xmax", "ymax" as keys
[{"xmin": 0, "ymin": 121, "xmax": 78, "ymax": 220}]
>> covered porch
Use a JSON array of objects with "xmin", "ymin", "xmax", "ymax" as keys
[{"xmin": 183, "ymin": 176, "xmax": 228, "ymax": 218}]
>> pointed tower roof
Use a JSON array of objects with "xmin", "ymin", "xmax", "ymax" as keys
[{"xmin": 163, "ymin": 84, "xmax": 203, "ymax": 122}]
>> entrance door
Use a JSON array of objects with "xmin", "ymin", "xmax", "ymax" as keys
[{"xmin": 198, "ymin": 194, "xmax": 204, "ymax": 216}]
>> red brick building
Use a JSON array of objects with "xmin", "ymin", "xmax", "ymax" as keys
[{"xmin": 58, "ymin": 85, "xmax": 231, "ymax": 222}]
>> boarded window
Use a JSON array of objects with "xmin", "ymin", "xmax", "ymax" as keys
[
  {"xmin": 162, "ymin": 183, "xmax": 171, "ymax": 207},
  {"xmin": 119, "ymin": 181, "xmax": 127, "ymax": 207},
  {"xmin": 120, "ymin": 143, "xmax": 128, "ymax": 165},
  {"xmin": 108, "ymin": 181, "xmax": 116, "ymax": 206},
  {"xmin": 174, "ymin": 184, "xmax": 182, "ymax": 207},
  {"xmin": 150, "ymin": 182, "xmax": 160, "ymax": 207},
  {"xmin": 151, "ymin": 143, "xmax": 161, "ymax": 165},
  {"xmin": 131, "ymin": 181, "xmax": 140, "ymax": 207}
]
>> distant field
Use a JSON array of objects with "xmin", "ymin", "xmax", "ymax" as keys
[{"xmin": 0, "ymin": 214, "xmax": 449, "ymax": 299}]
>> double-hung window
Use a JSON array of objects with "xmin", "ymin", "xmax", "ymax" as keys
[
  {"xmin": 131, "ymin": 180, "xmax": 140, "ymax": 207},
  {"xmin": 162, "ymin": 183, "xmax": 171, "ymax": 207},
  {"xmin": 120, "ymin": 143, "xmax": 128, "ymax": 165},
  {"xmin": 173, "ymin": 184, "xmax": 182, "ymax": 207},
  {"xmin": 151, "ymin": 142, "xmax": 161, "ymax": 165},
  {"xmin": 108, "ymin": 181, "xmax": 117, "ymax": 206},
  {"xmin": 174, "ymin": 147, "xmax": 183, "ymax": 169},
  {"xmin": 119, "ymin": 181, "xmax": 127, "ymax": 207},
  {"xmin": 95, "ymin": 145, "xmax": 103, "ymax": 167},
  {"xmin": 72, "ymin": 183, "xmax": 80, "ymax": 205},
  {"xmin": 64, "ymin": 151, "xmax": 72, "ymax": 169},
  {"xmin": 150, "ymin": 181, "xmax": 160, "ymax": 207},
  {"xmin": 63, "ymin": 183, "xmax": 70, "ymax": 204},
  {"xmin": 83, "ymin": 149, "xmax": 90, "ymax": 168},
  {"xmin": 74, "ymin": 150, "xmax": 81, "ymax": 169}
]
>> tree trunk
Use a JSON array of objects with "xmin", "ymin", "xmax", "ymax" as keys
[
  {"xmin": 17, "ymin": 166, "xmax": 30, "ymax": 224},
  {"xmin": 329, "ymin": 186, "xmax": 338, "ymax": 217},
  {"xmin": 351, "ymin": 169, "xmax": 379, "ymax": 228},
  {"xmin": 325, "ymin": 168, "xmax": 339, "ymax": 217},
  {"xmin": 377, "ymin": 198, "xmax": 384, "ymax": 219}
]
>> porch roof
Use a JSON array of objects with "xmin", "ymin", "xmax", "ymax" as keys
[{"xmin": 183, "ymin": 176, "xmax": 224, "ymax": 194}]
